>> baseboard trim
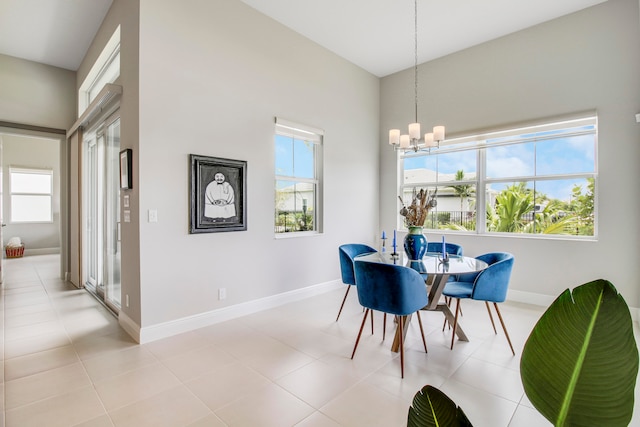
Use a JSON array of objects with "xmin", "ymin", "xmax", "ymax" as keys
[
  {"xmin": 508, "ymin": 289, "xmax": 639, "ymax": 322},
  {"xmin": 135, "ymin": 279, "xmax": 344, "ymax": 344},
  {"xmin": 23, "ymin": 247, "xmax": 60, "ymax": 256},
  {"xmin": 118, "ymin": 281, "xmax": 640, "ymax": 344},
  {"xmin": 507, "ymin": 289, "xmax": 555, "ymax": 307},
  {"xmin": 119, "ymin": 311, "xmax": 141, "ymax": 343}
]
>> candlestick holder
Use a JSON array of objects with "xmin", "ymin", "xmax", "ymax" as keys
[
  {"xmin": 438, "ymin": 253, "xmax": 450, "ymax": 264},
  {"xmin": 381, "ymin": 236, "xmax": 387, "ymax": 253}
]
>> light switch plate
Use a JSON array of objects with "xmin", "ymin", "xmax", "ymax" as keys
[{"xmin": 124, "ymin": 210, "xmax": 131, "ymax": 223}]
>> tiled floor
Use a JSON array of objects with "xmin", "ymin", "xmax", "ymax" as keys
[{"xmin": 1, "ymin": 255, "xmax": 638, "ymax": 427}]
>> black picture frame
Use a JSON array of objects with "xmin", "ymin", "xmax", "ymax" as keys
[
  {"xmin": 120, "ymin": 149, "xmax": 133, "ymax": 190},
  {"xmin": 189, "ymin": 154, "xmax": 247, "ymax": 233}
]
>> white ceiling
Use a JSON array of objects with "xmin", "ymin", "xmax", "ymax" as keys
[{"xmin": 0, "ymin": 0, "xmax": 606, "ymax": 75}]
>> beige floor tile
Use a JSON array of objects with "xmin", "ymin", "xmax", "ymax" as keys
[
  {"xmin": 5, "ymin": 319, "xmax": 67, "ymax": 342},
  {"xmin": 108, "ymin": 385, "xmax": 211, "ymax": 427},
  {"xmin": 161, "ymin": 343, "xmax": 236, "ymax": 381},
  {"xmin": 82, "ymin": 346, "xmax": 157, "ymax": 383},
  {"xmin": 94, "ymin": 362, "xmax": 182, "ymax": 411},
  {"xmin": 4, "ymin": 302, "xmax": 55, "ymax": 319},
  {"xmin": 508, "ymin": 404, "xmax": 553, "ymax": 427},
  {"xmin": 242, "ymin": 339, "xmax": 315, "ymax": 380},
  {"xmin": 294, "ymin": 411, "xmax": 343, "ymax": 427},
  {"xmin": 72, "ymin": 414, "xmax": 115, "ymax": 427},
  {"xmin": 4, "ymin": 328, "xmax": 71, "ymax": 359},
  {"xmin": 5, "ymin": 386, "xmax": 105, "ymax": 427},
  {"xmin": 5, "ymin": 345, "xmax": 79, "ymax": 381},
  {"xmin": 438, "ymin": 378, "xmax": 518, "ymax": 427},
  {"xmin": 185, "ymin": 362, "xmax": 271, "ymax": 411},
  {"xmin": 5, "ymin": 362, "xmax": 92, "ymax": 409},
  {"xmin": 142, "ymin": 331, "xmax": 211, "ymax": 361},
  {"xmin": 4, "ymin": 309, "xmax": 59, "ymax": 328},
  {"xmin": 73, "ymin": 330, "xmax": 139, "ymax": 361},
  {"xmin": 450, "ymin": 356, "xmax": 524, "ymax": 403},
  {"xmin": 185, "ymin": 414, "xmax": 227, "ymax": 427},
  {"xmin": 215, "ymin": 383, "xmax": 314, "ymax": 427},
  {"xmin": 321, "ymin": 382, "xmax": 410, "ymax": 427},
  {"xmin": 276, "ymin": 360, "xmax": 361, "ymax": 409}
]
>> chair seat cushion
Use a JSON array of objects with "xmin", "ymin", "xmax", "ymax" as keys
[{"xmin": 442, "ymin": 281, "xmax": 473, "ymax": 299}]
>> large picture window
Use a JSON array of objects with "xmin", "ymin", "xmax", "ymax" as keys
[
  {"xmin": 10, "ymin": 168, "xmax": 53, "ymax": 223},
  {"xmin": 274, "ymin": 118, "xmax": 323, "ymax": 235},
  {"xmin": 400, "ymin": 116, "xmax": 597, "ymax": 238}
]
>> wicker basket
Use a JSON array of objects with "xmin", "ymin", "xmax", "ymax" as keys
[{"xmin": 5, "ymin": 245, "xmax": 24, "ymax": 258}]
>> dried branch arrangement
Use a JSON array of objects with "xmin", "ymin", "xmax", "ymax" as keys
[{"xmin": 398, "ymin": 188, "xmax": 438, "ymax": 227}]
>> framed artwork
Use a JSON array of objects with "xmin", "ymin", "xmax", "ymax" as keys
[
  {"xmin": 120, "ymin": 149, "xmax": 133, "ymax": 190},
  {"xmin": 189, "ymin": 154, "xmax": 247, "ymax": 233}
]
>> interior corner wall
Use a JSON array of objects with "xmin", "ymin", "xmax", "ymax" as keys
[
  {"xmin": 380, "ymin": 0, "xmax": 640, "ymax": 308},
  {"xmin": 137, "ymin": 0, "xmax": 379, "ymax": 328}
]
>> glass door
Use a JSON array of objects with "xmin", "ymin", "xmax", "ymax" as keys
[{"xmin": 82, "ymin": 113, "xmax": 121, "ymax": 312}]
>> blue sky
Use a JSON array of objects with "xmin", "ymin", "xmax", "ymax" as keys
[{"xmin": 404, "ymin": 126, "xmax": 595, "ymax": 201}]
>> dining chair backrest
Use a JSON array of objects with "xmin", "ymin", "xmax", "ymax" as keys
[
  {"xmin": 426, "ymin": 242, "xmax": 463, "ymax": 256},
  {"xmin": 353, "ymin": 260, "xmax": 428, "ymax": 316},
  {"xmin": 338, "ymin": 244, "xmax": 377, "ymax": 286},
  {"xmin": 469, "ymin": 252, "xmax": 514, "ymax": 303}
]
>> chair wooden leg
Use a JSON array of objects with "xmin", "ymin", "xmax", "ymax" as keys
[
  {"xmin": 351, "ymin": 309, "xmax": 370, "ymax": 359},
  {"xmin": 399, "ymin": 316, "xmax": 405, "ymax": 378},
  {"xmin": 450, "ymin": 299, "xmax": 461, "ymax": 350},
  {"xmin": 485, "ymin": 301, "xmax": 497, "ymax": 334},
  {"xmin": 383, "ymin": 313, "xmax": 387, "ymax": 340},
  {"xmin": 416, "ymin": 311, "xmax": 428, "ymax": 353},
  {"xmin": 371, "ymin": 311, "xmax": 374, "ymax": 335},
  {"xmin": 493, "ymin": 303, "xmax": 515, "ymax": 356},
  {"xmin": 336, "ymin": 286, "xmax": 351, "ymax": 321}
]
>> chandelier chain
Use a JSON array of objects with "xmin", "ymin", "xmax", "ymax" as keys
[{"xmin": 414, "ymin": 0, "xmax": 418, "ymax": 124}]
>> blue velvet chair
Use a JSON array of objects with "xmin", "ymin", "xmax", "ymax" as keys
[
  {"xmin": 442, "ymin": 252, "xmax": 515, "ymax": 354},
  {"xmin": 351, "ymin": 260, "xmax": 429, "ymax": 378},
  {"xmin": 337, "ymin": 244, "xmax": 377, "ymax": 322},
  {"xmin": 426, "ymin": 241, "xmax": 463, "ymax": 256}
]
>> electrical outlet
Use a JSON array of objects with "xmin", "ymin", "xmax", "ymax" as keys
[
  {"xmin": 148, "ymin": 209, "xmax": 158, "ymax": 223},
  {"xmin": 218, "ymin": 288, "xmax": 227, "ymax": 300},
  {"xmin": 126, "ymin": 294, "xmax": 130, "ymax": 307}
]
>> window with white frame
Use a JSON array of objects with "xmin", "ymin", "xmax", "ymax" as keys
[
  {"xmin": 400, "ymin": 116, "xmax": 597, "ymax": 238},
  {"xmin": 275, "ymin": 118, "xmax": 323, "ymax": 234},
  {"xmin": 78, "ymin": 26, "xmax": 121, "ymax": 115},
  {"xmin": 10, "ymin": 168, "xmax": 53, "ymax": 223}
]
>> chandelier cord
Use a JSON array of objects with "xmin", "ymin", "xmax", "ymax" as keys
[{"xmin": 414, "ymin": 0, "xmax": 418, "ymax": 125}]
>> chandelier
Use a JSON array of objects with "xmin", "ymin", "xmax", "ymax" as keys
[{"xmin": 389, "ymin": 0, "xmax": 445, "ymax": 153}]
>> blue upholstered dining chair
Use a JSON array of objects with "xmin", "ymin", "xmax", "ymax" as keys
[
  {"xmin": 337, "ymin": 244, "xmax": 377, "ymax": 322},
  {"xmin": 442, "ymin": 252, "xmax": 515, "ymax": 354},
  {"xmin": 351, "ymin": 260, "xmax": 429, "ymax": 378},
  {"xmin": 426, "ymin": 241, "xmax": 463, "ymax": 256}
]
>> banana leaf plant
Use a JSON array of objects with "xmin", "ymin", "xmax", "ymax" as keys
[{"xmin": 408, "ymin": 279, "xmax": 638, "ymax": 427}]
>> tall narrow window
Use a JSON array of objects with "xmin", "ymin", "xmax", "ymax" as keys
[
  {"xmin": 78, "ymin": 26, "xmax": 121, "ymax": 115},
  {"xmin": 275, "ymin": 118, "xmax": 323, "ymax": 234},
  {"xmin": 10, "ymin": 168, "xmax": 53, "ymax": 223}
]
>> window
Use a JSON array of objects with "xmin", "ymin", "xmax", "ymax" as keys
[
  {"xmin": 78, "ymin": 26, "xmax": 121, "ymax": 115},
  {"xmin": 275, "ymin": 118, "xmax": 323, "ymax": 234},
  {"xmin": 10, "ymin": 168, "xmax": 53, "ymax": 223},
  {"xmin": 400, "ymin": 116, "xmax": 597, "ymax": 238}
]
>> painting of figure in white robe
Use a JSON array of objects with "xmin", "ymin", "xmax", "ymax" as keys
[{"xmin": 204, "ymin": 172, "xmax": 236, "ymax": 219}]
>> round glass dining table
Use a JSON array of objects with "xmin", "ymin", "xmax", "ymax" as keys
[{"xmin": 354, "ymin": 251, "xmax": 488, "ymax": 350}]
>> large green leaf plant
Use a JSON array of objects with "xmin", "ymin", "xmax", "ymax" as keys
[{"xmin": 407, "ymin": 279, "xmax": 639, "ymax": 427}]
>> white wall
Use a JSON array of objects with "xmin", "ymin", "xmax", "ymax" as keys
[
  {"xmin": 2, "ymin": 134, "xmax": 61, "ymax": 253},
  {"xmin": 136, "ymin": 0, "xmax": 379, "ymax": 328},
  {"xmin": 380, "ymin": 0, "xmax": 640, "ymax": 308}
]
